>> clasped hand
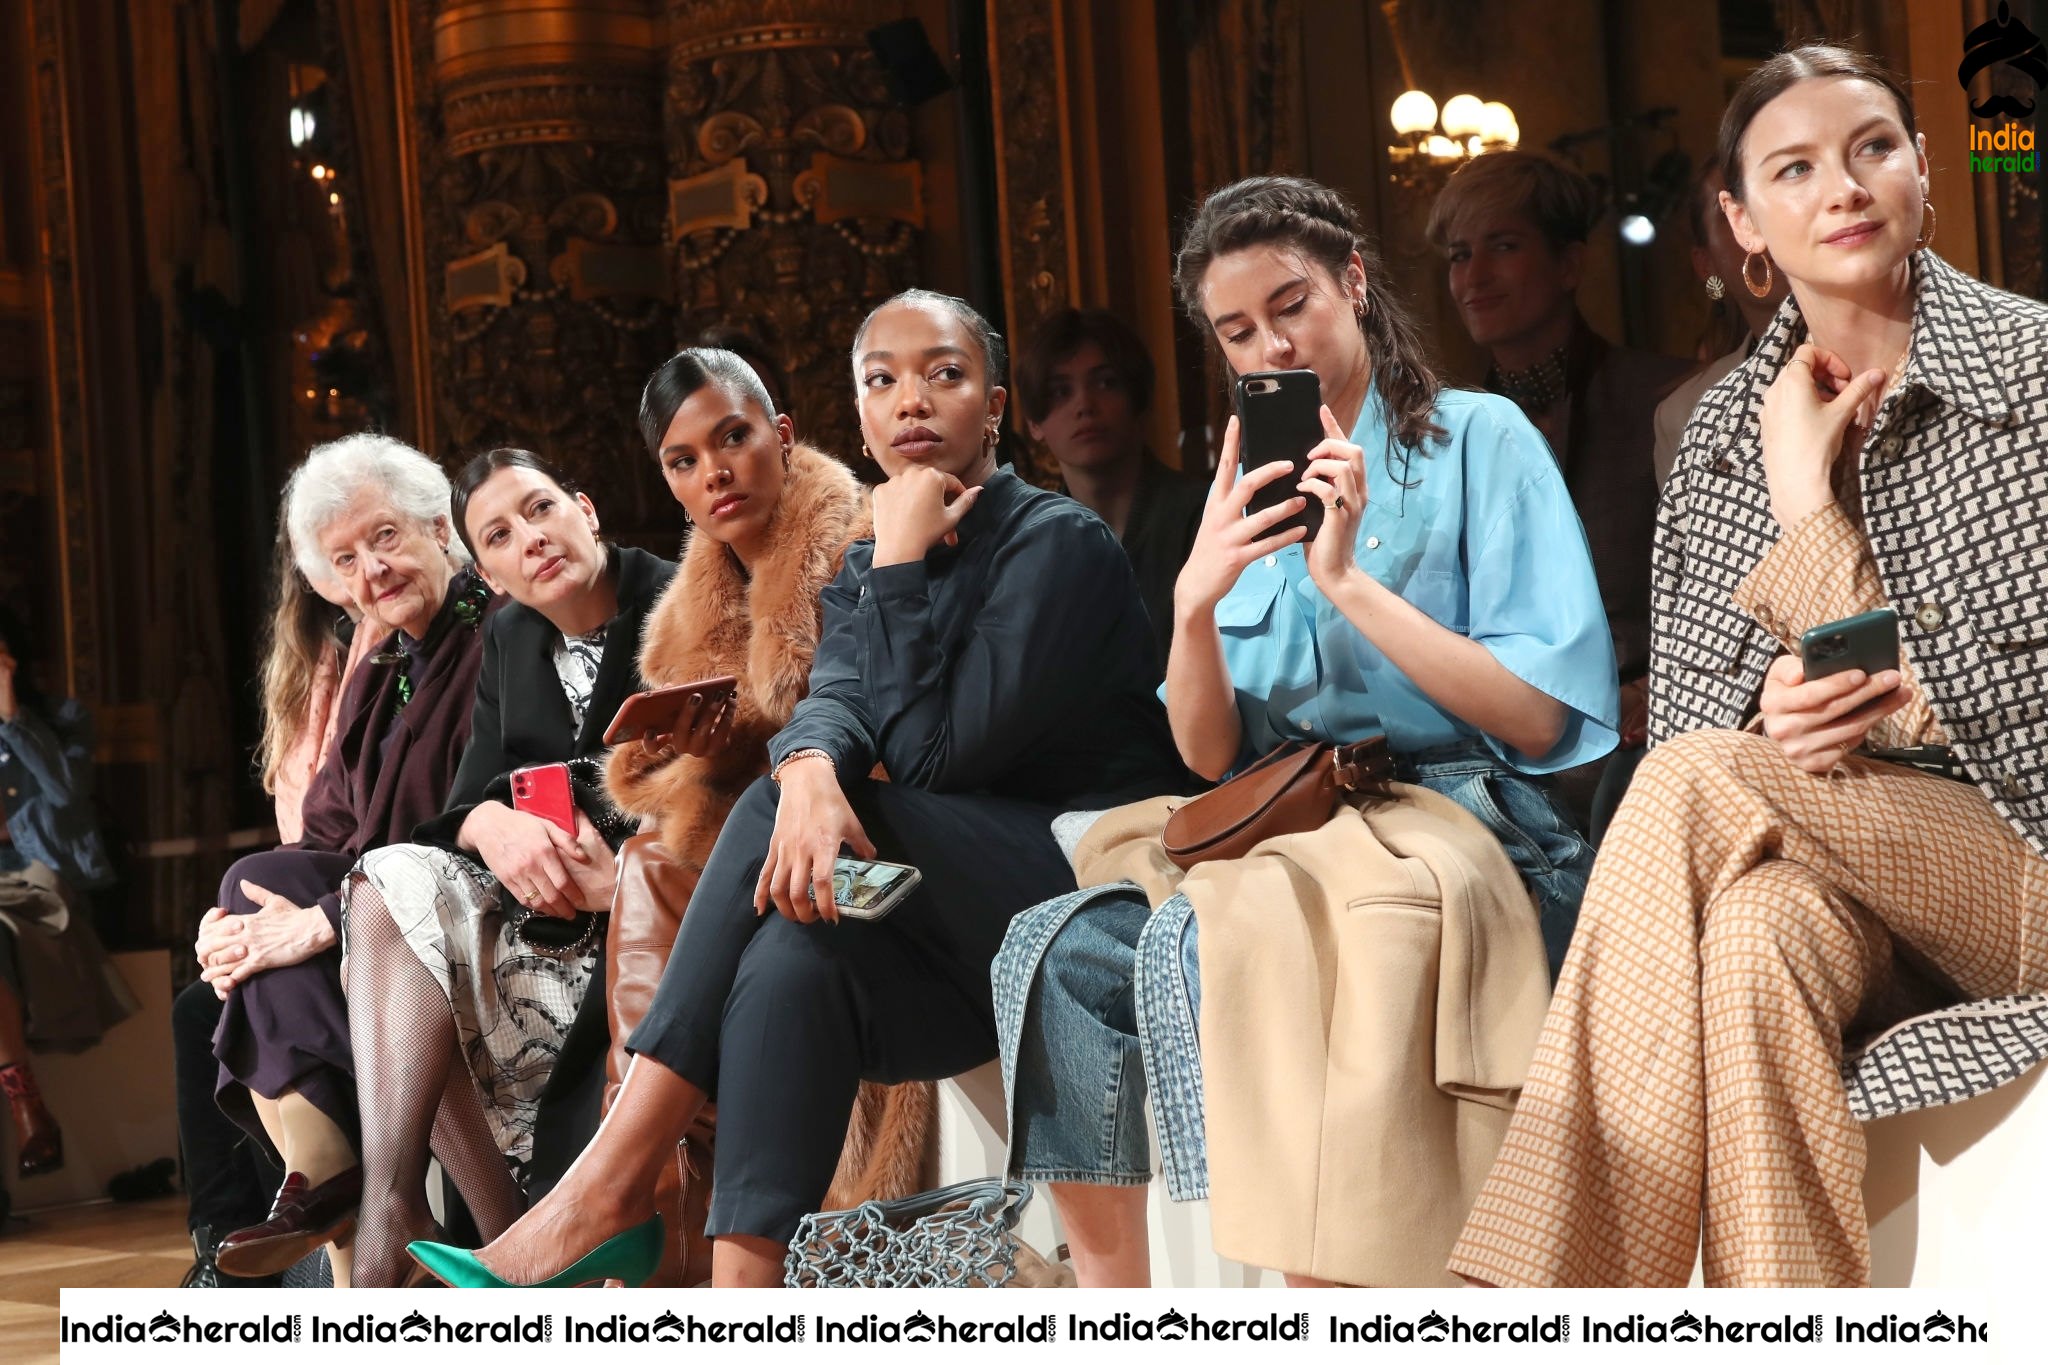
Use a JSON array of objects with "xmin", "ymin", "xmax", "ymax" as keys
[
  {"xmin": 196, "ymin": 880, "xmax": 336, "ymax": 1000},
  {"xmin": 753, "ymin": 758, "xmax": 875, "ymax": 925},
  {"xmin": 1175, "ymin": 407, "xmax": 1367, "ymax": 616},
  {"xmin": 642, "ymin": 689, "xmax": 736, "ymax": 762},
  {"xmin": 872, "ymin": 466, "xmax": 981, "ymax": 568},
  {"xmin": 463, "ymin": 801, "xmax": 617, "ymax": 917},
  {"xmin": 1758, "ymin": 654, "xmax": 1907, "ymax": 775},
  {"xmin": 1758, "ymin": 342, "xmax": 1888, "ymax": 530}
]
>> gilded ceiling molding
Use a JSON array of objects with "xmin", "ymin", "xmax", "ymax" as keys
[
  {"xmin": 421, "ymin": 0, "xmax": 677, "ymax": 534},
  {"xmin": 662, "ymin": 0, "xmax": 921, "ymax": 462}
]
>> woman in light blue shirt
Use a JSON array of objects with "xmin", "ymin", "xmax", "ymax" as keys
[{"xmin": 996, "ymin": 175, "xmax": 1618, "ymax": 1287}]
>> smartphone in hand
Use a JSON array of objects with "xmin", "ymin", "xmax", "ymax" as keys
[
  {"xmin": 604, "ymin": 675, "xmax": 740, "ymax": 747},
  {"xmin": 510, "ymin": 762, "xmax": 577, "ymax": 837},
  {"xmin": 1799, "ymin": 608, "xmax": 1901, "ymax": 682},
  {"xmin": 1234, "ymin": 368, "xmax": 1326, "ymax": 544},
  {"xmin": 831, "ymin": 857, "xmax": 922, "ymax": 922}
]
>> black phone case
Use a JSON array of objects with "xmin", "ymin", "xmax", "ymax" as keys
[
  {"xmin": 1234, "ymin": 369, "xmax": 1326, "ymax": 543},
  {"xmin": 1799, "ymin": 608, "xmax": 1901, "ymax": 681}
]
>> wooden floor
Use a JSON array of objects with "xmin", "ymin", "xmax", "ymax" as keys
[{"xmin": 0, "ymin": 1198, "xmax": 189, "ymax": 1365}]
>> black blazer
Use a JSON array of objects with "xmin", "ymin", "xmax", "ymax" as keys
[
  {"xmin": 405, "ymin": 543, "xmax": 674, "ymax": 1207},
  {"xmin": 414, "ymin": 544, "xmax": 676, "ymax": 851}
]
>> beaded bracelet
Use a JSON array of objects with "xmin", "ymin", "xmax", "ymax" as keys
[{"xmin": 771, "ymin": 748, "xmax": 835, "ymax": 783}]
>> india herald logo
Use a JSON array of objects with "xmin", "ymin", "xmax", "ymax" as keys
[{"xmin": 1960, "ymin": 2, "xmax": 2048, "ymax": 119}]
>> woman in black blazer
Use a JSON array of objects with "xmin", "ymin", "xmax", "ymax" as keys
[{"xmin": 336, "ymin": 448, "xmax": 674, "ymax": 1286}]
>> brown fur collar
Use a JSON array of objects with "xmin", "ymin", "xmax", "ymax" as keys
[{"xmin": 604, "ymin": 442, "xmax": 868, "ymax": 867}]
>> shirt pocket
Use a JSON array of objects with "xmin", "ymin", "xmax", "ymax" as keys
[
  {"xmin": 1972, "ymin": 559, "xmax": 2048, "ymax": 653},
  {"xmin": 1656, "ymin": 610, "xmax": 1776, "ymax": 730},
  {"xmin": 1214, "ymin": 572, "xmax": 1284, "ymax": 636}
]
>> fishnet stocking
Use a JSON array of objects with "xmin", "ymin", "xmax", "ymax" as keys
[{"xmin": 342, "ymin": 873, "xmax": 524, "ymax": 1287}]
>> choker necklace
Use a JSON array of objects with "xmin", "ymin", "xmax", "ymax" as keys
[{"xmin": 1493, "ymin": 343, "xmax": 1571, "ymax": 414}]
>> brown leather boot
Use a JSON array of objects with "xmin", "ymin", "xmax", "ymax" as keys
[
  {"xmin": 0, "ymin": 1061, "xmax": 63, "ymax": 1179},
  {"xmin": 606, "ymin": 835, "xmax": 711, "ymax": 1287}
]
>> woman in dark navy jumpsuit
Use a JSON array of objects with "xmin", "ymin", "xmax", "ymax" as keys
[{"xmin": 414, "ymin": 288, "xmax": 1185, "ymax": 1287}]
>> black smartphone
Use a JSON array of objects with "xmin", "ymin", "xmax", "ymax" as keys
[
  {"xmin": 1799, "ymin": 608, "xmax": 1901, "ymax": 681},
  {"xmin": 1233, "ymin": 368, "xmax": 1326, "ymax": 544}
]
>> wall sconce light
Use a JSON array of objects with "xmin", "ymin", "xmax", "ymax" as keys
[{"xmin": 1388, "ymin": 89, "xmax": 1519, "ymax": 195}]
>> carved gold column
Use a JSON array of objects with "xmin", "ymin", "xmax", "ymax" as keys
[
  {"xmin": 986, "ymin": 0, "xmax": 1077, "ymax": 370},
  {"xmin": 427, "ymin": 0, "xmax": 674, "ymax": 530},
  {"xmin": 662, "ymin": 0, "xmax": 923, "ymax": 460},
  {"xmin": 20, "ymin": 0, "xmax": 98, "ymax": 699}
]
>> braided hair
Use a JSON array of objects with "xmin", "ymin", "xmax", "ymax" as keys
[{"xmin": 1174, "ymin": 175, "xmax": 1447, "ymax": 478}]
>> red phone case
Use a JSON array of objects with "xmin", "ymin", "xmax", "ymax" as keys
[{"xmin": 510, "ymin": 763, "xmax": 576, "ymax": 837}]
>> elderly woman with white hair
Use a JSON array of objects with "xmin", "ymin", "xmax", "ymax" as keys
[{"xmin": 196, "ymin": 434, "xmax": 493, "ymax": 1288}]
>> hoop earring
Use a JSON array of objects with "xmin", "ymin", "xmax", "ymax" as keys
[
  {"xmin": 1917, "ymin": 198, "xmax": 1937, "ymax": 250},
  {"xmin": 1742, "ymin": 250, "xmax": 1773, "ymax": 299},
  {"xmin": 1704, "ymin": 274, "xmax": 1726, "ymax": 301}
]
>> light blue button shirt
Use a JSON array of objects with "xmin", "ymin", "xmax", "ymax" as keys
[{"xmin": 1176, "ymin": 388, "xmax": 1620, "ymax": 776}]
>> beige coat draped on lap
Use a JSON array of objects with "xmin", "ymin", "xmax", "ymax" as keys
[{"xmin": 1072, "ymin": 784, "xmax": 1550, "ymax": 1285}]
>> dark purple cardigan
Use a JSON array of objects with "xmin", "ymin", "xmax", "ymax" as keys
[{"xmin": 295, "ymin": 569, "xmax": 499, "ymax": 922}]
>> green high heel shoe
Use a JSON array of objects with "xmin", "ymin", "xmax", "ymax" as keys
[{"xmin": 406, "ymin": 1215, "xmax": 665, "ymax": 1289}]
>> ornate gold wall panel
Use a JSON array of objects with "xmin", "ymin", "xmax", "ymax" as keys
[
  {"xmin": 423, "ymin": 0, "xmax": 676, "ymax": 532},
  {"xmin": 985, "ymin": 0, "xmax": 1079, "ymax": 419},
  {"xmin": 662, "ymin": 0, "xmax": 921, "ymax": 462}
]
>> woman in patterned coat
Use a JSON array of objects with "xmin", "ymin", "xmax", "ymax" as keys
[{"xmin": 1450, "ymin": 44, "xmax": 2048, "ymax": 1288}]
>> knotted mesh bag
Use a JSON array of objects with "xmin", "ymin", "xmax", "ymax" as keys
[{"xmin": 784, "ymin": 1178, "xmax": 1034, "ymax": 1288}]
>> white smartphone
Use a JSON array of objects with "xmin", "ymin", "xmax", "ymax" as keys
[{"xmin": 832, "ymin": 857, "xmax": 922, "ymax": 921}]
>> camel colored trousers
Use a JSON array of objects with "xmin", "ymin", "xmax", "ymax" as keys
[{"xmin": 1448, "ymin": 728, "xmax": 2046, "ymax": 1287}]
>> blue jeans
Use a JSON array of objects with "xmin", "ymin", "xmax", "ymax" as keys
[{"xmin": 1002, "ymin": 740, "xmax": 1595, "ymax": 1189}]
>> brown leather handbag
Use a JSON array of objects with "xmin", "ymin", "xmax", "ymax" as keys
[{"xmin": 1161, "ymin": 737, "xmax": 1392, "ymax": 871}]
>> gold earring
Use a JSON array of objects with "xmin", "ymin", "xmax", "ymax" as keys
[
  {"xmin": 1742, "ymin": 250, "xmax": 1773, "ymax": 299},
  {"xmin": 1704, "ymin": 274, "xmax": 1726, "ymax": 301},
  {"xmin": 1917, "ymin": 198, "xmax": 1937, "ymax": 250}
]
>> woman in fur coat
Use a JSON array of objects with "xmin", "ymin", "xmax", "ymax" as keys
[{"xmin": 600, "ymin": 348, "xmax": 928, "ymax": 1284}]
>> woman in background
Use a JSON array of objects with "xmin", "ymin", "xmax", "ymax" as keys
[{"xmin": 0, "ymin": 607, "xmax": 136, "ymax": 1183}]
